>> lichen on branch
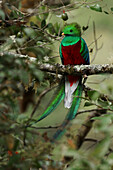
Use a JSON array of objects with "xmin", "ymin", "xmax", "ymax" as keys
[{"xmin": 37, "ymin": 63, "xmax": 113, "ymax": 76}]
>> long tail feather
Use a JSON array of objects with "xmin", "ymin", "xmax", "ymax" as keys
[
  {"xmin": 51, "ymin": 83, "xmax": 83, "ymax": 142},
  {"xmin": 30, "ymin": 82, "xmax": 65, "ymax": 126}
]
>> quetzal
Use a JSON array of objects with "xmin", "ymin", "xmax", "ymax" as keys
[{"xmin": 31, "ymin": 23, "xmax": 90, "ymax": 141}]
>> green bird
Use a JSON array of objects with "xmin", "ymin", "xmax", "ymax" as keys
[{"xmin": 31, "ymin": 23, "xmax": 90, "ymax": 141}]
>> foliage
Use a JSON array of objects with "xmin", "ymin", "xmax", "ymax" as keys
[{"xmin": 0, "ymin": 0, "xmax": 113, "ymax": 169}]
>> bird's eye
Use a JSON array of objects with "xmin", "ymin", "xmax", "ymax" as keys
[{"xmin": 70, "ymin": 29, "xmax": 73, "ymax": 32}]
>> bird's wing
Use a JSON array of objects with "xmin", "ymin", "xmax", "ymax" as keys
[
  {"xmin": 80, "ymin": 38, "xmax": 90, "ymax": 64},
  {"xmin": 59, "ymin": 42, "xmax": 64, "ymax": 64}
]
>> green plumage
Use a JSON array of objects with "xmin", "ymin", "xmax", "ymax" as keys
[
  {"xmin": 51, "ymin": 83, "xmax": 83, "ymax": 142},
  {"xmin": 61, "ymin": 36, "xmax": 81, "ymax": 46},
  {"xmin": 30, "ymin": 82, "xmax": 65, "ymax": 125},
  {"xmin": 62, "ymin": 23, "xmax": 81, "ymax": 36},
  {"xmin": 67, "ymin": 83, "xmax": 82, "ymax": 120}
]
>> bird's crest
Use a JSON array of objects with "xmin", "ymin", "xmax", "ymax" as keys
[{"xmin": 63, "ymin": 23, "xmax": 81, "ymax": 36}]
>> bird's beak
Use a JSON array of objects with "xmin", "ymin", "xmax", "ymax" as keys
[{"xmin": 62, "ymin": 32, "xmax": 64, "ymax": 36}]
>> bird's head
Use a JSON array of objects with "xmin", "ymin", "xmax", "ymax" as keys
[{"xmin": 62, "ymin": 23, "xmax": 81, "ymax": 37}]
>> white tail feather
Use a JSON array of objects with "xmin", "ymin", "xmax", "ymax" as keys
[{"xmin": 64, "ymin": 77, "xmax": 79, "ymax": 108}]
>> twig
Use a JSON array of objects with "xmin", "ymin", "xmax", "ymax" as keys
[
  {"xmin": 87, "ymin": 77, "xmax": 107, "ymax": 84},
  {"xmin": 91, "ymin": 21, "xmax": 103, "ymax": 63},
  {"xmin": 23, "ymin": 128, "xmax": 27, "ymax": 146},
  {"xmin": 105, "ymin": 148, "xmax": 113, "ymax": 157},
  {"xmin": 76, "ymin": 109, "xmax": 105, "ymax": 116},
  {"xmin": 30, "ymin": 85, "xmax": 57, "ymax": 119},
  {"xmin": 82, "ymin": 16, "xmax": 91, "ymax": 34},
  {"xmin": 19, "ymin": 0, "xmax": 102, "ymax": 19},
  {"xmin": 85, "ymin": 138, "xmax": 113, "ymax": 156},
  {"xmin": 23, "ymin": 85, "xmax": 58, "ymax": 142},
  {"xmin": 88, "ymin": 34, "xmax": 102, "ymax": 47},
  {"xmin": 49, "ymin": 55, "xmax": 59, "ymax": 59},
  {"xmin": 84, "ymin": 138, "xmax": 98, "ymax": 143}
]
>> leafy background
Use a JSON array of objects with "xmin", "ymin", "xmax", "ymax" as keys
[{"xmin": 0, "ymin": 0, "xmax": 113, "ymax": 169}]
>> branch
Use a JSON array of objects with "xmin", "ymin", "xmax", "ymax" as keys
[
  {"xmin": 30, "ymin": 85, "xmax": 57, "ymax": 119},
  {"xmin": 74, "ymin": 109, "xmax": 107, "ymax": 150},
  {"xmin": 76, "ymin": 109, "xmax": 105, "ymax": 116},
  {"xmin": 29, "ymin": 125, "xmax": 60, "ymax": 130},
  {"xmin": 37, "ymin": 63, "xmax": 113, "ymax": 76},
  {"xmin": 1, "ymin": 51, "xmax": 113, "ymax": 79},
  {"xmin": 1, "ymin": 52, "xmax": 113, "ymax": 76},
  {"xmin": 91, "ymin": 21, "xmax": 103, "ymax": 63}
]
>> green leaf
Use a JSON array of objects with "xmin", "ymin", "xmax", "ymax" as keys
[
  {"xmin": 16, "ymin": 37, "xmax": 26, "ymax": 46},
  {"xmin": 33, "ymin": 70, "xmax": 44, "ymax": 81},
  {"xmin": 97, "ymin": 99, "xmax": 109, "ymax": 107},
  {"xmin": 82, "ymin": 26, "xmax": 89, "ymax": 31},
  {"xmin": 90, "ymin": 4, "xmax": 102, "ymax": 12},
  {"xmin": 17, "ymin": 114, "xmax": 29, "ymax": 123},
  {"xmin": 104, "ymin": 11, "xmax": 109, "ymax": 15},
  {"xmin": 111, "ymin": 7, "xmax": 113, "ymax": 11},
  {"xmin": 47, "ymin": 23, "xmax": 56, "ymax": 34},
  {"xmin": 94, "ymin": 115, "xmax": 112, "ymax": 133},
  {"xmin": 19, "ymin": 70, "xmax": 29, "ymax": 84},
  {"xmin": 30, "ymin": 21, "xmax": 39, "ymax": 28},
  {"xmin": 0, "ymin": 71, "xmax": 5, "ymax": 78},
  {"xmin": 88, "ymin": 90, "xmax": 100, "ymax": 101},
  {"xmin": 91, "ymin": 115, "xmax": 111, "ymax": 123},
  {"xmin": 109, "ymin": 105, "xmax": 113, "ymax": 111},
  {"xmin": 92, "ymin": 136, "xmax": 110, "ymax": 158},
  {"xmin": 43, "ymin": 12, "xmax": 49, "ymax": 20},
  {"xmin": 10, "ymin": 10, "xmax": 18, "ymax": 19},
  {"xmin": 91, "ymin": 116, "xmax": 102, "ymax": 120},
  {"xmin": 84, "ymin": 102, "xmax": 94, "ymax": 107},
  {"xmin": 41, "ymin": 19, "xmax": 46, "ymax": 29},
  {"xmin": 0, "ymin": 10, "xmax": 5, "ymax": 20},
  {"xmin": 24, "ymin": 28, "xmax": 37, "ymax": 38},
  {"xmin": 54, "ymin": 22, "xmax": 61, "ymax": 35}
]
